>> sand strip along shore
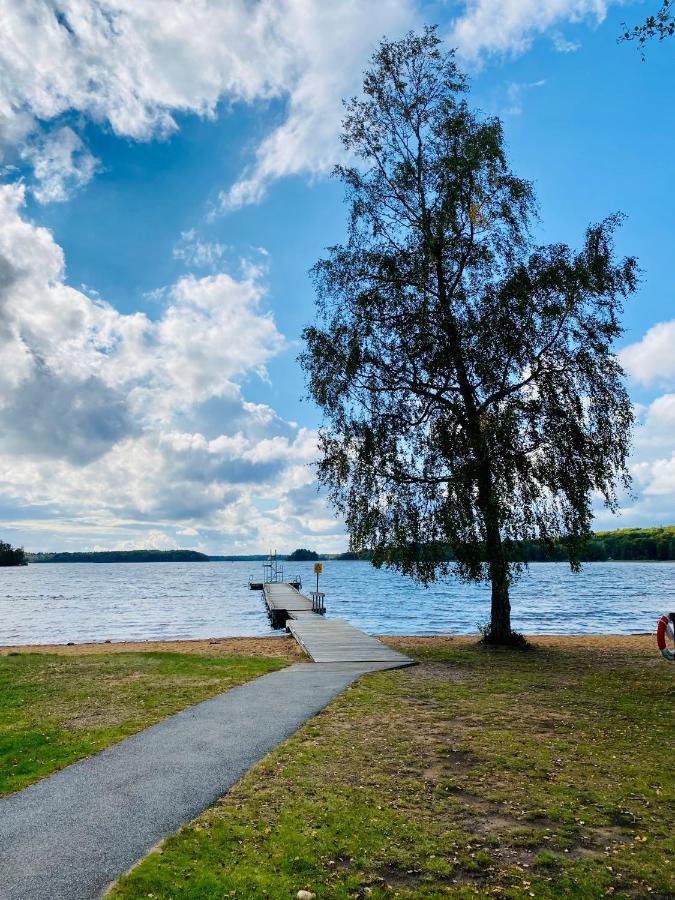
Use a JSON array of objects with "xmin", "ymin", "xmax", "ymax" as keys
[
  {"xmin": 0, "ymin": 632, "xmax": 657, "ymax": 657},
  {"xmin": 0, "ymin": 635, "xmax": 305, "ymax": 660}
]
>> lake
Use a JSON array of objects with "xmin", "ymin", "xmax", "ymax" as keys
[{"xmin": 0, "ymin": 560, "xmax": 673, "ymax": 645}]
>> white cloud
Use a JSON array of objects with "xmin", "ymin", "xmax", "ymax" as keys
[
  {"xmin": 620, "ymin": 319, "xmax": 675, "ymax": 387},
  {"xmin": 0, "ymin": 182, "xmax": 338, "ymax": 551},
  {"xmin": 102, "ymin": 530, "xmax": 180, "ymax": 551},
  {"xmin": 0, "ymin": 0, "xmax": 414, "ymax": 206},
  {"xmin": 0, "ymin": 1, "xmax": 631, "ymax": 206},
  {"xmin": 592, "ymin": 312, "xmax": 675, "ymax": 529},
  {"xmin": 173, "ymin": 230, "xmax": 228, "ymax": 269},
  {"xmin": 592, "ymin": 390, "xmax": 675, "ymax": 529},
  {"xmin": 551, "ymin": 30, "xmax": 581, "ymax": 52},
  {"xmin": 449, "ymin": 0, "xmax": 616, "ymax": 62},
  {"xmin": 216, "ymin": 0, "xmax": 416, "ymax": 210},
  {"xmin": 0, "ymin": 183, "xmax": 284, "ymax": 438},
  {"xmin": 20, "ymin": 126, "xmax": 99, "ymax": 203},
  {"xmin": 503, "ymin": 79, "xmax": 546, "ymax": 116},
  {"xmin": 633, "ymin": 454, "xmax": 675, "ymax": 497}
]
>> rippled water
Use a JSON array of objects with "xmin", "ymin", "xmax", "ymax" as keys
[{"xmin": 1, "ymin": 560, "xmax": 673, "ymax": 645}]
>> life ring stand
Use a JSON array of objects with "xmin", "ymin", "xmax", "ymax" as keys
[{"xmin": 656, "ymin": 613, "xmax": 675, "ymax": 661}]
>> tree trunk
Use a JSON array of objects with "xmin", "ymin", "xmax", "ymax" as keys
[
  {"xmin": 433, "ymin": 257, "xmax": 513, "ymax": 643},
  {"xmin": 477, "ymin": 462, "xmax": 513, "ymax": 643},
  {"xmin": 485, "ymin": 519, "xmax": 512, "ymax": 642}
]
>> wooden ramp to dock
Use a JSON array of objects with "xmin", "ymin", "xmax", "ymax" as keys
[
  {"xmin": 262, "ymin": 582, "xmax": 413, "ymax": 667},
  {"xmin": 288, "ymin": 611, "xmax": 413, "ymax": 665}
]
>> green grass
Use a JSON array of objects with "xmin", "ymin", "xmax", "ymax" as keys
[
  {"xmin": 0, "ymin": 650, "xmax": 287, "ymax": 796},
  {"xmin": 111, "ymin": 639, "xmax": 674, "ymax": 899}
]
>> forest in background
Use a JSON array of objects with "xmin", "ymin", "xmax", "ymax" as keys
[
  {"xmin": 333, "ymin": 527, "xmax": 675, "ymax": 563},
  {"xmin": 25, "ymin": 550, "xmax": 209, "ymax": 564},
  {"xmin": 5, "ymin": 527, "xmax": 675, "ymax": 565}
]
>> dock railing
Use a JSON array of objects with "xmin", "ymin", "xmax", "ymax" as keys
[{"xmin": 310, "ymin": 591, "xmax": 326, "ymax": 614}]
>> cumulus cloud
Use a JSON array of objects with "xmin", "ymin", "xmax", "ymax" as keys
[
  {"xmin": 593, "ymin": 365, "xmax": 675, "ymax": 528},
  {"xmin": 623, "ymin": 393, "xmax": 675, "ymax": 513},
  {"xmin": 449, "ymin": 0, "xmax": 617, "ymax": 62},
  {"xmin": 0, "ymin": 1, "xmax": 631, "ymax": 206},
  {"xmin": 0, "ymin": 183, "xmax": 335, "ymax": 550},
  {"xmin": 0, "ymin": 0, "xmax": 414, "ymax": 206},
  {"xmin": 216, "ymin": 0, "xmax": 416, "ymax": 210},
  {"xmin": 0, "ymin": 182, "xmax": 284, "ymax": 432},
  {"xmin": 608, "ymin": 321, "xmax": 675, "ymax": 523},
  {"xmin": 620, "ymin": 319, "xmax": 675, "ymax": 387}
]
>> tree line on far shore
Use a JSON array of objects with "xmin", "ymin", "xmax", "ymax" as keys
[
  {"xmin": 0, "ymin": 541, "xmax": 27, "ymax": 566},
  {"xmin": 334, "ymin": 527, "xmax": 675, "ymax": 563},
  {"xmin": 25, "ymin": 549, "xmax": 210, "ymax": 564},
  {"xmin": 7, "ymin": 527, "xmax": 675, "ymax": 566}
]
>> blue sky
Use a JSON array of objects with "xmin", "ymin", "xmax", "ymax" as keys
[{"xmin": 0, "ymin": 0, "xmax": 673, "ymax": 554}]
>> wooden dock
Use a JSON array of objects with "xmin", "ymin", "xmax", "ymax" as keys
[
  {"xmin": 288, "ymin": 612, "xmax": 412, "ymax": 664},
  {"xmin": 262, "ymin": 582, "xmax": 313, "ymax": 628},
  {"xmin": 261, "ymin": 582, "xmax": 413, "ymax": 668},
  {"xmin": 263, "ymin": 582, "xmax": 313, "ymax": 614}
]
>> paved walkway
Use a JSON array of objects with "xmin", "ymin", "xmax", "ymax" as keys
[{"xmin": 0, "ymin": 661, "xmax": 406, "ymax": 900}]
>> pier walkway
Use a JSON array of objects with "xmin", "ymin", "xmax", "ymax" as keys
[
  {"xmin": 264, "ymin": 581, "xmax": 313, "ymax": 615},
  {"xmin": 262, "ymin": 581, "xmax": 414, "ymax": 667}
]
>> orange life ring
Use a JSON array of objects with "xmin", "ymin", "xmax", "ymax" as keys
[{"xmin": 656, "ymin": 613, "xmax": 675, "ymax": 661}]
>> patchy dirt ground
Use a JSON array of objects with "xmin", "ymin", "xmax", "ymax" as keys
[
  {"xmin": 110, "ymin": 634, "xmax": 674, "ymax": 899},
  {"xmin": 381, "ymin": 633, "xmax": 655, "ymax": 654}
]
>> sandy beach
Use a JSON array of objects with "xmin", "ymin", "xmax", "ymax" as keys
[
  {"xmin": 0, "ymin": 632, "xmax": 657, "ymax": 658},
  {"xmin": 0, "ymin": 635, "xmax": 305, "ymax": 660}
]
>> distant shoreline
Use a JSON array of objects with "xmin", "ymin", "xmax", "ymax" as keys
[
  {"xmin": 22, "ymin": 556, "xmax": 675, "ymax": 565},
  {"xmin": 22, "ymin": 526, "xmax": 675, "ymax": 564}
]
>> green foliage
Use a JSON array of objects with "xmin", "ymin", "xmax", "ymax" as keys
[
  {"xmin": 0, "ymin": 651, "xmax": 286, "ymax": 796},
  {"xmin": 0, "ymin": 540, "xmax": 26, "ymax": 566},
  {"xmin": 301, "ymin": 28, "xmax": 636, "ymax": 641},
  {"xmin": 585, "ymin": 525, "xmax": 675, "ymax": 561},
  {"xmin": 621, "ymin": 1, "xmax": 674, "ymax": 51},
  {"xmin": 501, "ymin": 526, "xmax": 675, "ymax": 562},
  {"xmin": 286, "ymin": 548, "xmax": 320, "ymax": 561},
  {"xmin": 342, "ymin": 526, "xmax": 675, "ymax": 562},
  {"xmin": 26, "ymin": 549, "xmax": 209, "ymax": 564},
  {"xmin": 111, "ymin": 640, "xmax": 675, "ymax": 898}
]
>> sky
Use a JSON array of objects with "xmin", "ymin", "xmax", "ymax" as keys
[{"xmin": 0, "ymin": 0, "xmax": 673, "ymax": 555}]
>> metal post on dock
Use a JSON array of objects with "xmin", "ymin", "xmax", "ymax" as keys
[{"xmin": 311, "ymin": 561, "xmax": 325, "ymax": 614}]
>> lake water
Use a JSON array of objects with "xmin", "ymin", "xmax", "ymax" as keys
[{"xmin": 0, "ymin": 560, "xmax": 673, "ymax": 645}]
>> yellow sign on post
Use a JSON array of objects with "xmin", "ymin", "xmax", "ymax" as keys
[{"xmin": 313, "ymin": 562, "xmax": 323, "ymax": 574}]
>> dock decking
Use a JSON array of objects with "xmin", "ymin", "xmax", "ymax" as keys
[
  {"xmin": 263, "ymin": 582, "xmax": 314, "ymax": 613},
  {"xmin": 288, "ymin": 612, "xmax": 412, "ymax": 665},
  {"xmin": 261, "ymin": 581, "xmax": 413, "ymax": 668}
]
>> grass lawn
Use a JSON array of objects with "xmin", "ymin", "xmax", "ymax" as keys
[
  {"xmin": 0, "ymin": 647, "xmax": 291, "ymax": 796},
  {"xmin": 111, "ymin": 636, "xmax": 674, "ymax": 899}
]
